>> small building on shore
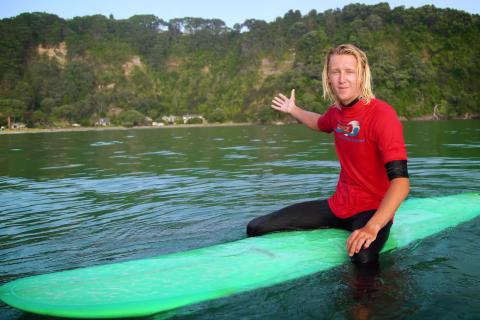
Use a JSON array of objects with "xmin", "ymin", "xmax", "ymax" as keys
[
  {"xmin": 95, "ymin": 118, "xmax": 110, "ymax": 126},
  {"xmin": 161, "ymin": 115, "xmax": 178, "ymax": 125},
  {"xmin": 161, "ymin": 115, "xmax": 205, "ymax": 125},
  {"xmin": 183, "ymin": 114, "xmax": 205, "ymax": 124},
  {"xmin": 12, "ymin": 122, "xmax": 26, "ymax": 129}
]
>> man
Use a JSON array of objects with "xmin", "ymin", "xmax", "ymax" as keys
[{"xmin": 247, "ymin": 44, "xmax": 410, "ymax": 265}]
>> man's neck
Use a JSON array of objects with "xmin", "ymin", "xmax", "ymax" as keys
[{"xmin": 340, "ymin": 97, "xmax": 360, "ymax": 108}]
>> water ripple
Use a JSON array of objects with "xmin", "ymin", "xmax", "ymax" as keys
[
  {"xmin": 90, "ymin": 140, "xmax": 124, "ymax": 147},
  {"xmin": 1, "ymin": 123, "xmax": 479, "ymax": 319}
]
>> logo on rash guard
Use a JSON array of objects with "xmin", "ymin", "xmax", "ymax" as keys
[{"xmin": 335, "ymin": 120, "xmax": 360, "ymax": 137}]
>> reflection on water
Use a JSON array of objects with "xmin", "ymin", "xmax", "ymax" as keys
[{"xmin": 0, "ymin": 121, "xmax": 479, "ymax": 319}]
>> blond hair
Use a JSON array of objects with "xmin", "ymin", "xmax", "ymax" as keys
[{"xmin": 322, "ymin": 44, "xmax": 375, "ymax": 104}]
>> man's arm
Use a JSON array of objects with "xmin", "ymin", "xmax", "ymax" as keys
[
  {"xmin": 271, "ymin": 89, "xmax": 322, "ymax": 131},
  {"xmin": 346, "ymin": 177, "xmax": 410, "ymax": 256}
]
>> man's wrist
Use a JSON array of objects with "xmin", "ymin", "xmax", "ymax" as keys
[
  {"xmin": 289, "ymin": 104, "xmax": 300, "ymax": 115},
  {"xmin": 367, "ymin": 221, "xmax": 382, "ymax": 233}
]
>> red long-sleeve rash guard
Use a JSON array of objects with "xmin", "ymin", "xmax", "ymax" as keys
[{"xmin": 317, "ymin": 98, "xmax": 408, "ymax": 218}]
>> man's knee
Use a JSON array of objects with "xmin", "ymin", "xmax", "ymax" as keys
[
  {"xmin": 246, "ymin": 217, "xmax": 266, "ymax": 237},
  {"xmin": 350, "ymin": 250, "xmax": 379, "ymax": 266}
]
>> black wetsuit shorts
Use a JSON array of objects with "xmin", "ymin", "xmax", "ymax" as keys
[{"xmin": 246, "ymin": 200, "xmax": 392, "ymax": 265}]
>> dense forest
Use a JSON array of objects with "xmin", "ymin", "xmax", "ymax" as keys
[{"xmin": 0, "ymin": 3, "xmax": 479, "ymax": 128}]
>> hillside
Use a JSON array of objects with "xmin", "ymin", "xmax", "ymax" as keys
[{"xmin": 0, "ymin": 3, "xmax": 479, "ymax": 127}]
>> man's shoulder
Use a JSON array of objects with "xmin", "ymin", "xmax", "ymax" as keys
[
  {"xmin": 369, "ymin": 98, "xmax": 399, "ymax": 118},
  {"xmin": 325, "ymin": 103, "xmax": 341, "ymax": 114},
  {"xmin": 369, "ymin": 98, "xmax": 392, "ymax": 109},
  {"xmin": 317, "ymin": 104, "xmax": 340, "ymax": 132}
]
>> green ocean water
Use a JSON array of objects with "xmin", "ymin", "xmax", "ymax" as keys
[{"xmin": 0, "ymin": 120, "xmax": 479, "ymax": 319}]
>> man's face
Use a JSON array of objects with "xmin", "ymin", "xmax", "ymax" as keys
[{"xmin": 328, "ymin": 54, "xmax": 361, "ymax": 105}]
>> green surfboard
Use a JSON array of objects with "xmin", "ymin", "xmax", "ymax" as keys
[{"xmin": 1, "ymin": 193, "xmax": 479, "ymax": 318}]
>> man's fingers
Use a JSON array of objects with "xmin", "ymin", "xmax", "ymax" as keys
[
  {"xmin": 355, "ymin": 238, "xmax": 365, "ymax": 253},
  {"xmin": 272, "ymin": 97, "xmax": 285, "ymax": 104},
  {"xmin": 291, "ymin": 89, "xmax": 295, "ymax": 101},
  {"xmin": 271, "ymin": 100, "xmax": 282, "ymax": 107},
  {"xmin": 271, "ymin": 104, "xmax": 282, "ymax": 111},
  {"xmin": 278, "ymin": 93, "xmax": 288, "ymax": 100},
  {"xmin": 271, "ymin": 101, "xmax": 286, "ymax": 110},
  {"xmin": 347, "ymin": 230, "xmax": 359, "ymax": 248},
  {"xmin": 347, "ymin": 230, "xmax": 376, "ymax": 256},
  {"xmin": 349, "ymin": 240, "xmax": 360, "ymax": 256},
  {"xmin": 347, "ymin": 232, "xmax": 359, "ymax": 256},
  {"xmin": 363, "ymin": 239, "xmax": 373, "ymax": 249}
]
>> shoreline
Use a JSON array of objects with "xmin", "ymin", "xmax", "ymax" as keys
[
  {"xmin": 0, "ymin": 122, "xmax": 257, "ymax": 135},
  {"xmin": 1, "ymin": 117, "xmax": 478, "ymax": 135}
]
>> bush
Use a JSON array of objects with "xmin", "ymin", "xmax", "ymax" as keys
[
  {"xmin": 0, "ymin": 99, "xmax": 27, "ymax": 125},
  {"xmin": 185, "ymin": 117, "xmax": 204, "ymax": 124},
  {"xmin": 207, "ymin": 108, "xmax": 226, "ymax": 123},
  {"xmin": 52, "ymin": 104, "xmax": 76, "ymax": 121},
  {"xmin": 30, "ymin": 110, "xmax": 50, "ymax": 127},
  {"xmin": 114, "ymin": 109, "xmax": 146, "ymax": 126}
]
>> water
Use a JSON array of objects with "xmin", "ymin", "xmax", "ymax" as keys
[{"xmin": 0, "ymin": 120, "xmax": 479, "ymax": 319}]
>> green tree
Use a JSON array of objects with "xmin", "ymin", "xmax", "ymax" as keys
[
  {"xmin": 207, "ymin": 108, "xmax": 227, "ymax": 123},
  {"xmin": 114, "ymin": 109, "xmax": 146, "ymax": 126},
  {"xmin": 61, "ymin": 61, "xmax": 96, "ymax": 104},
  {"xmin": 1, "ymin": 4, "xmax": 479, "ymax": 126},
  {"xmin": 0, "ymin": 98, "xmax": 27, "ymax": 125}
]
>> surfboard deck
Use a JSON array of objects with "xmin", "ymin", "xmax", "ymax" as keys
[{"xmin": 1, "ymin": 193, "xmax": 479, "ymax": 318}]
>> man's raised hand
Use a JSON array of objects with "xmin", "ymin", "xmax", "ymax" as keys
[{"xmin": 271, "ymin": 89, "xmax": 296, "ymax": 114}]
